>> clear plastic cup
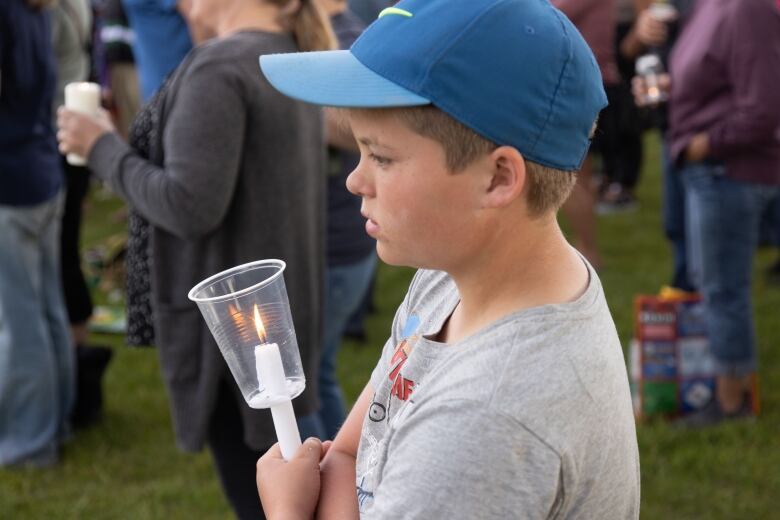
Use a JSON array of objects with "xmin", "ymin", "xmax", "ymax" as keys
[{"xmin": 188, "ymin": 259, "xmax": 305, "ymax": 409}]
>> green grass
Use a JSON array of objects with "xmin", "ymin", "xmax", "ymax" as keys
[{"xmin": 2, "ymin": 132, "xmax": 778, "ymax": 518}]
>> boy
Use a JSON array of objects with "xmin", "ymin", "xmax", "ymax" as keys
[{"xmin": 256, "ymin": 0, "xmax": 640, "ymax": 518}]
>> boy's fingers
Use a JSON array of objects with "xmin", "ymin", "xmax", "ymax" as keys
[
  {"xmin": 293, "ymin": 437, "xmax": 323, "ymax": 462},
  {"xmin": 257, "ymin": 442, "xmax": 283, "ymax": 469},
  {"xmin": 321, "ymin": 440, "xmax": 333, "ymax": 458}
]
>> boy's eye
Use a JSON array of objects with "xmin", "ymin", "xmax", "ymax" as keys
[{"xmin": 369, "ymin": 153, "xmax": 392, "ymax": 167}]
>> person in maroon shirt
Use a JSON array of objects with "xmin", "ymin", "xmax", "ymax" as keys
[{"xmin": 665, "ymin": 0, "xmax": 780, "ymax": 426}]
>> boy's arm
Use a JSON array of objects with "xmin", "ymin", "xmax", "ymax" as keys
[{"xmin": 316, "ymin": 383, "xmax": 374, "ymax": 520}]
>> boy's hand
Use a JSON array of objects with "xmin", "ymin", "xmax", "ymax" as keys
[{"xmin": 257, "ymin": 437, "xmax": 328, "ymax": 520}]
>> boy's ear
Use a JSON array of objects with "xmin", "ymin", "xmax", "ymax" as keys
[{"xmin": 482, "ymin": 146, "xmax": 527, "ymax": 208}]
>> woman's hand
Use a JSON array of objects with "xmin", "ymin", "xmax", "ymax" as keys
[
  {"xmin": 635, "ymin": 8, "xmax": 670, "ymax": 48},
  {"xmin": 685, "ymin": 133, "xmax": 711, "ymax": 163},
  {"xmin": 631, "ymin": 73, "xmax": 671, "ymax": 107},
  {"xmin": 57, "ymin": 106, "xmax": 116, "ymax": 160},
  {"xmin": 256, "ymin": 437, "xmax": 331, "ymax": 520}
]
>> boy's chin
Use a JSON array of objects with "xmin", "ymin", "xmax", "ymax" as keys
[
  {"xmin": 376, "ymin": 245, "xmax": 431, "ymax": 271},
  {"xmin": 376, "ymin": 250, "xmax": 406, "ymax": 268},
  {"xmin": 376, "ymin": 245, "xmax": 408, "ymax": 268}
]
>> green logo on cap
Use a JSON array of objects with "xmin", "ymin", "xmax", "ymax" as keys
[{"xmin": 378, "ymin": 7, "xmax": 413, "ymax": 19}]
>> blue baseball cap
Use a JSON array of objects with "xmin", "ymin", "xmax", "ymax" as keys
[{"xmin": 260, "ymin": 0, "xmax": 606, "ymax": 171}]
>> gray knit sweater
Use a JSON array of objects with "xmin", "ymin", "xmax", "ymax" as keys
[{"xmin": 88, "ymin": 31, "xmax": 325, "ymax": 452}]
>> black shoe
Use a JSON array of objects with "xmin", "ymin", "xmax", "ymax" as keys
[
  {"xmin": 674, "ymin": 395, "xmax": 754, "ymax": 429},
  {"xmin": 596, "ymin": 185, "xmax": 638, "ymax": 215},
  {"xmin": 71, "ymin": 345, "xmax": 113, "ymax": 429},
  {"xmin": 766, "ymin": 257, "xmax": 780, "ymax": 284}
]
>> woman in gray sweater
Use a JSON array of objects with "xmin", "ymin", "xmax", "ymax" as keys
[{"xmin": 57, "ymin": 1, "xmax": 335, "ymax": 517}]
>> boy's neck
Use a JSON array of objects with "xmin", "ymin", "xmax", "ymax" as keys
[{"xmin": 436, "ymin": 218, "xmax": 589, "ymax": 344}]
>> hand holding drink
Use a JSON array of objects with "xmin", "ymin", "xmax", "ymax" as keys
[
  {"xmin": 648, "ymin": 1, "xmax": 678, "ymax": 24},
  {"xmin": 636, "ymin": 1, "xmax": 679, "ymax": 48},
  {"xmin": 631, "ymin": 1, "xmax": 677, "ymax": 108},
  {"xmin": 634, "ymin": 55, "xmax": 670, "ymax": 107},
  {"xmin": 63, "ymin": 82, "xmax": 101, "ymax": 165}
]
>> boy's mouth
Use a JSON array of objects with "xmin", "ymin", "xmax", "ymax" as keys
[
  {"xmin": 362, "ymin": 212, "xmax": 380, "ymax": 237},
  {"xmin": 366, "ymin": 219, "xmax": 379, "ymax": 236}
]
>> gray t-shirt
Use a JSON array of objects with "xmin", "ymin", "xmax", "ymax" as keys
[{"xmin": 356, "ymin": 266, "xmax": 640, "ymax": 519}]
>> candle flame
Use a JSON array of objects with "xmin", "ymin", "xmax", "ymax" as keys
[{"xmin": 253, "ymin": 304, "xmax": 267, "ymax": 343}]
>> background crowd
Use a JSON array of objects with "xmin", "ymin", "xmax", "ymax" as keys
[{"xmin": 1, "ymin": 0, "xmax": 779, "ymax": 518}]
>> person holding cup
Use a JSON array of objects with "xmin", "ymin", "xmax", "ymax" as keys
[
  {"xmin": 623, "ymin": 0, "xmax": 696, "ymax": 293},
  {"xmin": 0, "ymin": 0, "xmax": 74, "ymax": 468},
  {"xmin": 57, "ymin": 0, "xmax": 335, "ymax": 516},
  {"xmin": 633, "ymin": 0, "xmax": 780, "ymax": 426},
  {"xmin": 52, "ymin": 0, "xmax": 116, "ymax": 430}
]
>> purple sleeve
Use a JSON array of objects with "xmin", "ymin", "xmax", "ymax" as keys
[{"xmin": 708, "ymin": 2, "xmax": 780, "ymax": 158}]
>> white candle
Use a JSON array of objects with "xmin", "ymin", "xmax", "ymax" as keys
[
  {"xmin": 255, "ymin": 343, "xmax": 301, "ymax": 460},
  {"xmin": 64, "ymin": 82, "xmax": 101, "ymax": 166}
]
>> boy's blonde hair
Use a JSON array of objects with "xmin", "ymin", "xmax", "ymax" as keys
[{"xmin": 354, "ymin": 106, "xmax": 578, "ymax": 218}]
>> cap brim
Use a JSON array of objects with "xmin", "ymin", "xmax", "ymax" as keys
[{"xmin": 259, "ymin": 50, "xmax": 430, "ymax": 108}]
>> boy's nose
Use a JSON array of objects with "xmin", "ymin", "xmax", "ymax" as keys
[{"xmin": 346, "ymin": 163, "xmax": 374, "ymax": 198}]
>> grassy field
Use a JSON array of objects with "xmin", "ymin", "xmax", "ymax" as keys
[{"xmin": 2, "ymin": 133, "xmax": 778, "ymax": 519}]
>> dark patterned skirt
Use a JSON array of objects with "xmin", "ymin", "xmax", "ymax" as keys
[
  {"xmin": 125, "ymin": 76, "xmax": 167, "ymax": 348},
  {"xmin": 126, "ymin": 210, "xmax": 155, "ymax": 347}
]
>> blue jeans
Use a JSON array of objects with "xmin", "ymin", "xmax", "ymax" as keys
[
  {"xmin": 0, "ymin": 194, "xmax": 74, "ymax": 466},
  {"xmin": 763, "ymin": 193, "xmax": 780, "ymax": 246},
  {"xmin": 682, "ymin": 163, "xmax": 779, "ymax": 376},
  {"xmin": 662, "ymin": 141, "xmax": 695, "ymax": 292},
  {"xmin": 318, "ymin": 254, "xmax": 377, "ymax": 439},
  {"xmin": 296, "ymin": 254, "xmax": 377, "ymax": 440}
]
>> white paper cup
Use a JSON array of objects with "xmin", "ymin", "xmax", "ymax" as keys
[{"xmin": 64, "ymin": 82, "xmax": 101, "ymax": 166}]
